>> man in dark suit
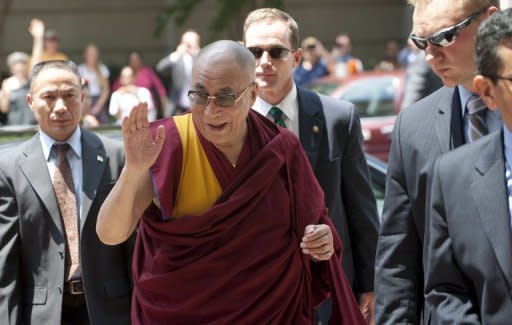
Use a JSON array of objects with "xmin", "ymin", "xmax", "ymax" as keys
[
  {"xmin": 0, "ymin": 60, "xmax": 132, "ymax": 324},
  {"xmin": 424, "ymin": 9, "xmax": 512, "ymax": 323},
  {"xmin": 156, "ymin": 30, "xmax": 201, "ymax": 116},
  {"xmin": 374, "ymin": 0, "xmax": 500, "ymax": 323},
  {"xmin": 243, "ymin": 8, "xmax": 380, "ymax": 324}
]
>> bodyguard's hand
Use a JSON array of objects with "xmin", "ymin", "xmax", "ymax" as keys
[
  {"xmin": 300, "ymin": 224, "xmax": 334, "ymax": 261},
  {"xmin": 122, "ymin": 103, "xmax": 165, "ymax": 171}
]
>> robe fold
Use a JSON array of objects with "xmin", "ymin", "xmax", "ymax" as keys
[{"xmin": 132, "ymin": 111, "xmax": 365, "ymax": 324}]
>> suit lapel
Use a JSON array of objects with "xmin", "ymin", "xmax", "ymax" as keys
[
  {"xmin": 472, "ymin": 132, "xmax": 512, "ymax": 290},
  {"xmin": 297, "ymin": 87, "xmax": 325, "ymax": 170},
  {"xmin": 19, "ymin": 135, "xmax": 63, "ymax": 232},
  {"xmin": 435, "ymin": 87, "xmax": 464, "ymax": 153},
  {"xmin": 80, "ymin": 130, "xmax": 107, "ymax": 234}
]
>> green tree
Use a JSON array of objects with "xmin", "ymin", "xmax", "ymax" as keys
[{"xmin": 155, "ymin": 0, "xmax": 284, "ymax": 40}]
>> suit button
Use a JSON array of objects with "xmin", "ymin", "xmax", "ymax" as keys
[
  {"xmin": 58, "ymin": 286, "xmax": 62, "ymax": 294},
  {"xmin": 59, "ymin": 251, "xmax": 64, "ymax": 259}
]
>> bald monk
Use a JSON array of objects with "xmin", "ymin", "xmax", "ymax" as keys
[{"xmin": 96, "ymin": 40, "xmax": 365, "ymax": 324}]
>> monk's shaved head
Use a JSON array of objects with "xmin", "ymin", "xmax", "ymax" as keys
[{"xmin": 194, "ymin": 40, "xmax": 256, "ymax": 84}]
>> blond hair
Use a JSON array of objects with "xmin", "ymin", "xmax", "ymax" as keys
[{"xmin": 243, "ymin": 8, "xmax": 300, "ymax": 49}]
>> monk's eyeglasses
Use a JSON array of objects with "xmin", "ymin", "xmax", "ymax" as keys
[
  {"xmin": 410, "ymin": 6, "xmax": 488, "ymax": 50},
  {"xmin": 187, "ymin": 83, "xmax": 253, "ymax": 108}
]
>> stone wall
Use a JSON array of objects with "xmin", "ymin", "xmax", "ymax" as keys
[{"xmin": 0, "ymin": 0, "xmax": 409, "ymax": 74}]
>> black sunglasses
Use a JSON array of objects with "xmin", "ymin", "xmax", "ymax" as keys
[
  {"xmin": 247, "ymin": 46, "xmax": 293, "ymax": 59},
  {"xmin": 410, "ymin": 6, "xmax": 488, "ymax": 50}
]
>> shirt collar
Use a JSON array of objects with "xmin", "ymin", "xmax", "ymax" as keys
[
  {"xmin": 458, "ymin": 85, "xmax": 474, "ymax": 117},
  {"xmin": 504, "ymin": 125, "xmax": 512, "ymax": 168},
  {"xmin": 253, "ymin": 84, "xmax": 297, "ymax": 121},
  {"xmin": 39, "ymin": 127, "xmax": 82, "ymax": 161}
]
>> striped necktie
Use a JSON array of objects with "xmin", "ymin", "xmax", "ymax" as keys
[
  {"xmin": 268, "ymin": 106, "xmax": 286, "ymax": 128},
  {"xmin": 467, "ymin": 95, "xmax": 488, "ymax": 142}
]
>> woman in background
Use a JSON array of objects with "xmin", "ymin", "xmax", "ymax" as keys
[
  {"xmin": 109, "ymin": 66, "xmax": 155, "ymax": 124},
  {"xmin": 78, "ymin": 44, "xmax": 110, "ymax": 123}
]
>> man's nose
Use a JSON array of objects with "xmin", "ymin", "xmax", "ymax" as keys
[
  {"xmin": 53, "ymin": 97, "xmax": 67, "ymax": 114},
  {"xmin": 259, "ymin": 50, "xmax": 272, "ymax": 66},
  {"xmin": 425, "ymin": 44, "xmax": 442, "ymax": 63}
]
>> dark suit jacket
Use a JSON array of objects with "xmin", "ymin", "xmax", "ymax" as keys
[
  {"xmin": 0, "ymin": 129, "xmax": 132, "ymax": 325},
  {"xmin": 425, "ymin": 130, "xmax": 512, "ymax": 324},
  {"xmin": 297, "ymin": 87, "xmax": 379, "ymax": 294},
  {"xmin": 375, "ymin": 86, "xmax": 465, "ymax": 324}
]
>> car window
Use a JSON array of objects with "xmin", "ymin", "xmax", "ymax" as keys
[
  {"xmin": 339, "ymin": 77, "xmax": 398, "ymax": 118},
  {"xmin": 307, "ymin": 82, "xmax": 340, "ymax": 96}
]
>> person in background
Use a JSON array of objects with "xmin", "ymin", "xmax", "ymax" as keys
[
  {"xmin": 109, "ymin": 66, "xmax": 155, "ymax": 124},
  {"xmin": 330, "ymin": 33, "xmax": 364, "ymax": 78},
  {"xmin": 374, "ymin": 39, "xmax": 401, "ymax": 71},
  {"xmin": 157, "ymin": 30, "xmax": 201, "ymax": 116},
  {"xmin": 400, "ymin": 51, "xmax": 443, "ymax": 109},
  {"xmin": 293, "ymin": 36, "xmax": 329, "ymax": 86},
  {"xmin": 29, "ymin": 19, "xmax": 68, "ymax": 67},
  {"xmin": 78, "ymin": 44, "xmax": 110, "ymax": 124},
  {"xmin": 0, "ymin": 52, "xmax": 33, "ymax": 125},
  {"xmin": 113, "ymin": 52, "xmax": 167, "ymax": 119}
]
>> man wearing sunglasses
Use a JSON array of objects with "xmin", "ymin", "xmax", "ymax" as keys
[
  {"xmin": 244, "ymin": 8, "xmax": 380, "ymax": 324},
  {"xmin": 424, "ymin": 9, "xmax": 512, "ymax": 323},
  {"xmin": 375, "ymin": 1, "xmax": 500, "ymax": 324}
]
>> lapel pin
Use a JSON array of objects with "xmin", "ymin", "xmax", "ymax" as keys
[
  {"xmin": 97, "ymin": 155, "xmax": 104, "ymax": 162},
  {"xmin": 313, "ymin": 125, "xmax": 319, "ymax": 134}
]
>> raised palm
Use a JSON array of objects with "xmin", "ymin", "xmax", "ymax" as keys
[{"xmin": 121, "ymin": 103, "xmax": 165, "ymax": 171}]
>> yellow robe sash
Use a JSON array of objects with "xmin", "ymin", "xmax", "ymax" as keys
[{"xmin": 172, "ymin": 114, "xmax": 222, "ymax": 217}]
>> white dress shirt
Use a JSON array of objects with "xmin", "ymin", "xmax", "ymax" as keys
[
  {"xmin": 252, "ymin": 85, "xmax": 300, "ymax": 137},
  {"xmin": 40, "ymin": 127, "xmax": 83, "ymax": 221}
]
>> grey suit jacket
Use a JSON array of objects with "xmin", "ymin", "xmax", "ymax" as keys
[
  {"xmin": 0, "ymin": 129, "xmax": 132, "ymax": 325},
  {"xmin": 375, "ymin": 86, "xmax": 465, "ymax": 324},
  {"xmin": 425, "ymin": 130, "xmax": 512, "ymax": 324},
  {"xmin": 156, "ymin": 54, "xmax": 191, "ymax": 102},
  {"xmin": 296, "ymin": 87, "xmax": 379, "ymax": 294}
]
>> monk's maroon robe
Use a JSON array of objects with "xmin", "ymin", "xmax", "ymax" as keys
[{"xmin": 132, "ymin": 111, "xmax": 365, "ymax": 324}]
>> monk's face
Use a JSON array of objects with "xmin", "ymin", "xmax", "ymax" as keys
[{"xmin": 190, "ymin": 57, "xmax": 257, "ymax": 154}]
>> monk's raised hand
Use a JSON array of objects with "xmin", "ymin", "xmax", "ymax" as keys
[
  {"xmin": 300, "ymin": 224, "xmax": 334, "ymax": 261},
  {"xmin": 121, "ymin": 102, "xmax": 165, "ymax": 171}
]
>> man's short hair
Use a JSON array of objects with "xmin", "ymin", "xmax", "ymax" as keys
[
  {"xmin": 29, "ymin": 60, "xmax": 82, "ymax": 91},
  {"xmin": 476, "ymin": 8, "xmax": 512, "ymax": 81},
  {"xmin": 243, "ymin": 8, "xmax": 300, "ymax": 49},
  {"xmin": 407, "ymin": 0, "xmax": 499, "ymax": 10}
]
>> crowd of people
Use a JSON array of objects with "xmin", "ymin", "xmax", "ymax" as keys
[
  {"xmin": 0, "ymin": 0, "xmax": 509, "ymax": 324},
  {"xmin": 0, "ymin": 16, "xmax": 420, "ymax": 128}
]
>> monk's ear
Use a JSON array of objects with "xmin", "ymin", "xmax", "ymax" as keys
[
  {"xmin": 249, "ymin": 82, "xmax": 258, "ymax": 105},
  {"xmin": 473, "ymin": 74, "xmax": 499, "ymax": 111}
]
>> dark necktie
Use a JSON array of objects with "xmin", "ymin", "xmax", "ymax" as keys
[
  {"xmin": 467, "ymin": 95, "xmax": 488, "ymax": 142},
  {"xmin": 52, "ymin": 143, "xmax": 80, "ymax": 281},
  {"xmin": 268, "ymin": 106, "xmax": 287, "ymax": 128}
]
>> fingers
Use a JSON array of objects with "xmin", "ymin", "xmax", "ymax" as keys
[
  {"xmin": 301, "ymin": 224, "xmax": 334, "ymax": 261},
  {"xmin": 155, "ymin": 125, "xmax": 166, "ymax": 147}
]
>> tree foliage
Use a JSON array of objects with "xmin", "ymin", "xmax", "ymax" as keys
[{"xmin": 155, "ymin": 0, "xmax": 284, "ymax": 40}]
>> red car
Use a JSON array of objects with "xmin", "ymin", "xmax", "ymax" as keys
[{"xmin": 307, "ymin": 71, "xmax": 405, "ymax": 161}]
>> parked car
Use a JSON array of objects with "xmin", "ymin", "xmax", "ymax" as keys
[{"xmin": 307, "ymin": 71, "xmax": 405, "ymax": 161}]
